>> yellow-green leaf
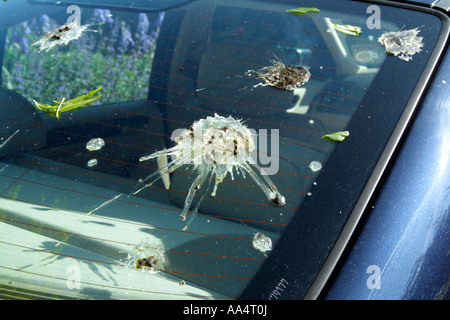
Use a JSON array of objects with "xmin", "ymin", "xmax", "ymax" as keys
[
  {"xmin": 333, "ymin": 24, "xmax": 362, "ymax": 36},
  {"xmin": 286, "ymin": 7, "xmax": 320, "ymax": 15},
  {"xmin": 33, "ymin": 87, "xmax": 102, "ymax": 119},
  {"xmin": 322, "ymin": 131, "xmax": 350, "ymax": 142}
]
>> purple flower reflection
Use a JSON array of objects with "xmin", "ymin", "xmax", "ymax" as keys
[
  {"xmin": 119, "ymin": 25, "xmax": 134, "ymax": 52},
  {"xmin": 19, "ymin": 36, "xmax": 29, "ymax": 53},
  {"xmin": 154, "ymin": 12, "xmax": 165, "ymax": 28},
  {"xmin": 93, "ymin": 9, "xmax": 114, "ymax": 24},
  {"xmin": 39, "ymin": 15, "xmax": 51, "ymax": 32},
  {"xmin": 137, "ymin": 13, "xmax": 150, "ymax": 35}
]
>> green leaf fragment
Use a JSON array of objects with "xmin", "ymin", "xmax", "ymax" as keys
[
  {"xmin": 286, "ymin": 7, "xmax": 320, "ymax": 15},
  {"xmin": 322, "ymin": 131, "xmax": 350, "ymax": 142},
  {"xmin": 33, "ymin": 87, "xmax": 102, "ymax": 119},
  {"xmin": 333, "ymin": 24, "xmax": 362, "ymax": 36}
]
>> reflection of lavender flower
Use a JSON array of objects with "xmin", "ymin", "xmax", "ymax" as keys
[
  {"xmin": 58, "ymin": 83, "xmax": 66, "ymax": 93},
  {"xmin": 11, "ymin": 29, "xmax": 20, "ymax": 43},
  {"xmin": 154, "ymin": 12, "xmax": 165, "ymax": 28},
  {"xmin": 135, "ymin": 13, "xmax": 154, "ymax": 53},
  {"xmin": 39, "ymin": 15, "xmax": 51, "ymax": 32},
  {"xmin": 119, "ymin": 25, "xmax": 134, "ymax": 52},
  {"xmin": 137, "ymin": 34, "xmax": 154, "ymax": 53},
  {"xmin": 6, "ymin": 9, "xmax": 166, "ymax": 103},
  {"xmin": 93, "ymin": 9, "xmax": 113, "ymax": 24},
  {"xmin": 15, "ymin": 22, "xmax": 31, "ymax": 53},
  {"xmin": 137, "ymin": 13, "xmax": 150, "ymax": 35},
  {"xmin": 19, "ymin": 37, "xmax": 29, "ymax": 53},
  {"xmin": 12, "ymin": 63, "xmax": 25, "ymax": 91},
  {"xmin": 22, "ymin": 22, "xmax": 31, "ymax": 35}
]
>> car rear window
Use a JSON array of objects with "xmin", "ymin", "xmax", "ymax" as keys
[{"xmin": 0, "ymin": 0, "xmax": 446, "ymax": 299}]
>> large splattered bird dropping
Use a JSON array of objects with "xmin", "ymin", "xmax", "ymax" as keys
[
  {"xmin": 247, "ymin": 57, "xmax": 311, "ymax": 90},
  {"xmin": 134, "ymin": 113, "xmax": 285, "ymax": 222}
]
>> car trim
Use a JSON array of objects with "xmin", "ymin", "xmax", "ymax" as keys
[{"xmin": 433, "ymin": 0, "xmax": 450, "ymax": 12}]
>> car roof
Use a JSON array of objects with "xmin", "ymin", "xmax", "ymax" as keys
[
  {"xmin": 402, "ymin": 0, "xmax": 436, "ymax": 5},
  {"xmin": 389, "ymin": 0, "xmax": 450, "ymax": 10}
]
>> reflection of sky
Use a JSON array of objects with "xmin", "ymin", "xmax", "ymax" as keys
[{"xmin": 370, "ymin": 98, "xmax": 449, "ymax": 299}]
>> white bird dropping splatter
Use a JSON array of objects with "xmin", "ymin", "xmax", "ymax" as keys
[
  {"xmin": 252, "ymin": 232, "xmax": 272, "ymax": 253},
  {"xmin": 136, "ymin": 113, "xmax": 286, "ymax": 222},
  {"xmin": 87, "ymin": 158, "xmax": 98, "ymax": 167},
  {"xmin": 246, "ymin": 57, "xmax": 311, "ymax": 90},
  {"xmin": 33, "ymin": 21, "xmax": 96, "ymax": 52},
  {"xmin": 86, "ymin": 138, "xmax": 105, "ymax": 151},
  {"xmin": 309, "ymin": 160, "xmax": 322, "ymax": 172},
  {"xmin": 378, "ymin": 28, "xmax": 424, "ymax": 61}
]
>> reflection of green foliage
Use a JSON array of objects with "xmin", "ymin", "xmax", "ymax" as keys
[
  {"xmin": 6, "ymin": 184, "xmax": 22, "ymax": 199},
  {"xmin": 40, "ymin": 193, "xmax": 50, "ymax": 202},
  {"xmin": 83, "ymin": 205, "xmax": 95, "ymax": 212},
  {"xmin": 52, "ymin": 196, "xmax": 68, "ymax": 208},
  {"xmin": 2, "ymin": 13, "xmax": 157, "ymax": 105}
]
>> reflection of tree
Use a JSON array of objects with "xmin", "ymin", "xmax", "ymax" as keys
[{"xmin": 18, "ymin": 240, "xmax": 120, "ymax": 294}]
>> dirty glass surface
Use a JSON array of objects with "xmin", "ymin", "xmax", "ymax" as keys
[{"xmin": 0, "ymin": 0, "xmax": 444, "ymax": 299}]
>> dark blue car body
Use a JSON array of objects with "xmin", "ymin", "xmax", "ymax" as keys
[{"xmin": 323, "ymin": 0, "xmax": 450, "ymax": 300}]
